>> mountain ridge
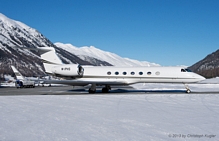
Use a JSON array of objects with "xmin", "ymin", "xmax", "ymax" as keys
[
  {"xmin": 1, "ymin": 13, "xmax": 219, "ymax": 79},
  {"xmin": 189, "ymin": 49, "xmax": 219, "ymax": 78},
  {"xmin": 54, "ymin": 42, "xmax": 159, "ymax": 67},
  {"xmin": 0, "ymin": 13, "xmax": 159, "ymax": 80}
]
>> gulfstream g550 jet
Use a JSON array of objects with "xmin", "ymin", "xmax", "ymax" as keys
[{"xmin": 36, "ymin": 47, "xmax": 205, "ymax": 93}]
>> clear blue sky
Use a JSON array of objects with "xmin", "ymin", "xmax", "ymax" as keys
[{"xmin": 1, "ymin": 0, "xmax": 219, "ymax": 66}]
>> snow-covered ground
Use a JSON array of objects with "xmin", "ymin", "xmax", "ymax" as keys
[
  {"xmin": 131, "ymin": 77, "xmax": 219, "ymax": 93},
  {"xmin": 0, "ymin": 79, "xmax": 219, "ymax": 141}
]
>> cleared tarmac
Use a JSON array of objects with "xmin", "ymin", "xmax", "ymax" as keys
[
  {"xmin": 0, "ymin": 86, "xmax": 83, "ymax": 96},
  {"xmin": 1, "ymin": 85, "xmax": 219, "ymax": 96},
  {"xmin": 0, "ymin": 85, "xmax": 180, "ymax": 96}
]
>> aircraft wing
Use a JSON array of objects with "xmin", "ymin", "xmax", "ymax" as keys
[{"xmin": 43, "ymin": 79, "xmax": 129, "ymax": 86}]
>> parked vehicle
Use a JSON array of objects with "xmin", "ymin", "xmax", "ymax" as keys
[{"xmin": 15, "ymin": 80, "xmax": 35, "ymax": 88}]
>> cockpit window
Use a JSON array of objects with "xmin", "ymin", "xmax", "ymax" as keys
[
  {"xmin": 185, "ymin": 69, "xmax": 192, "ymax": 72},
  {"xmin": 181, "ymin": 68, "xmax": 192, "ymax": 72}
]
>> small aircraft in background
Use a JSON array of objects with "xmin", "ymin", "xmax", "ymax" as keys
[
  {"xmin": 11, "ymin": 66, "xmax": 53, "ymax": 87},
  {"xmin": 33, "ymin": 47, "xmax": 205, "ymax": 93},
  {"xmin": 11, "ymin": 66, "xmax": 35, "ymax": 88}
]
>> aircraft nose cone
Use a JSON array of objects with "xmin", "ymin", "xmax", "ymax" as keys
[{"xmin": 197, "ymin": 75, "xmax": 206, "ymax": 82}]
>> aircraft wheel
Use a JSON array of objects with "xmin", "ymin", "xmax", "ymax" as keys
[
  {"xmin": 89, "ymin": 88, "xmax": 96, "ymax": 94},
  {"xmin": 102, "ymin": 87, "xmax": 109, "ymax": 93},
  {"xmin": 186, "ymin": 89, "xmax": 191, "ymax": 93}
]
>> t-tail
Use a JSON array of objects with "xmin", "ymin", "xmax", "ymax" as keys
[
  {"xmin": 11, "ymin": 66, "xmax": 24, "ymax": 80},
  {"xmin": 37, "ymin": 47, "xmax": 83, "ymax": 77},
  {"xmin": 37, "ymin": 47, "xmax": 63, "ymax": 74}
]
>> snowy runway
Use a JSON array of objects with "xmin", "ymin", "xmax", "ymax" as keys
[{"xmin": 0, "ymin": 89, "xmax": 218, "ymax": 141}]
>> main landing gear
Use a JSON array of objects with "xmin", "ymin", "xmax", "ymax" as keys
[
  {"xmin": 88, "ymin": 84, "xmax": 96, "ymax": 93},
  {"xmin": 102, "ymin": 85, "xmax": 111, "ymax": 93},
  {"xmin": 88, "ymin": 84, "xmax": 111, "ymax": 93}
]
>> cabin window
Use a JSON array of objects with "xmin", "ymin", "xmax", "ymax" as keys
[
  {"xmin": 155, "ymin": 71, "xmax": 160, "ymax": 75},
  {"xmin": 139, "ymin": 72, "xmax": 143, "ymax": 75},
  {"xmin": 115, "ymin": 72, "xmax": 119, "ymax": 75},
  {"xmin": 123, "ymin": 72, "xmax": 127, "ymax": 75},
  {"xmin": 131, "ymin": 72, "xmax": 135, "ymax": 75},
  {"xmin": 181, "ymin": 69, "xmax": 186, "ymax": 72},
  {"xmin": 147, "ymin": 72, "xmax": 152, "ymax": 75},
  {"xmin": 107, "ymin": 71, "xmax": 111, "ymax": 75}
]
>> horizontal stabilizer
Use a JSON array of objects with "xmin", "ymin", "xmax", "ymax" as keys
[{"xmin": 37, "ymin": 47, "xmax": 63, "ymax": 74}]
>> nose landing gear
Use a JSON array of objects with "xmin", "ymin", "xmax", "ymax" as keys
[{"xmin": 184, "ymin": 84, "xmax": 191, "ymax": 93}]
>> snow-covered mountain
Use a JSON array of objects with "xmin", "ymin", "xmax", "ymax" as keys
[
  {"xmin": 0, "ymin": 13, "xmax": 111, "ymax": 78},
  {"xmin": 189, "ymin": 49, "xmax": 219, "ymax": 78},
  {"xmin": 1, "ymin": 12, "xmax": 219, "ymax": 79},
  {"xmin": 0, "ymin": 13, "xmax": 51, "ymax": 77},
  {"xmin": 0, "ymin": 13, "xmax": 160, "ymax": 78},
  {"xmin": 55, "ymin": 42, "xmax": 159, "ymax": 67}
]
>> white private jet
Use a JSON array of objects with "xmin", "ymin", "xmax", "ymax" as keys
[{"xmin": 32, "ymin": 47, "xmax": 205, "ymax": 93}]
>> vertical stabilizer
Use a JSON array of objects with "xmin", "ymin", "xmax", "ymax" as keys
[
  {"xmin": 11, "ymin": 66, "xmax": 24, "ymax": 80},
  {"xmin": 37, "ymin": 47, "xmax": 63, "ymax": 74}
]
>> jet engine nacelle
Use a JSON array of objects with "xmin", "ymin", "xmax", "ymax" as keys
[{"xmin": 51, "ymin": 64, "xmax": 84, "ymax": 77}]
